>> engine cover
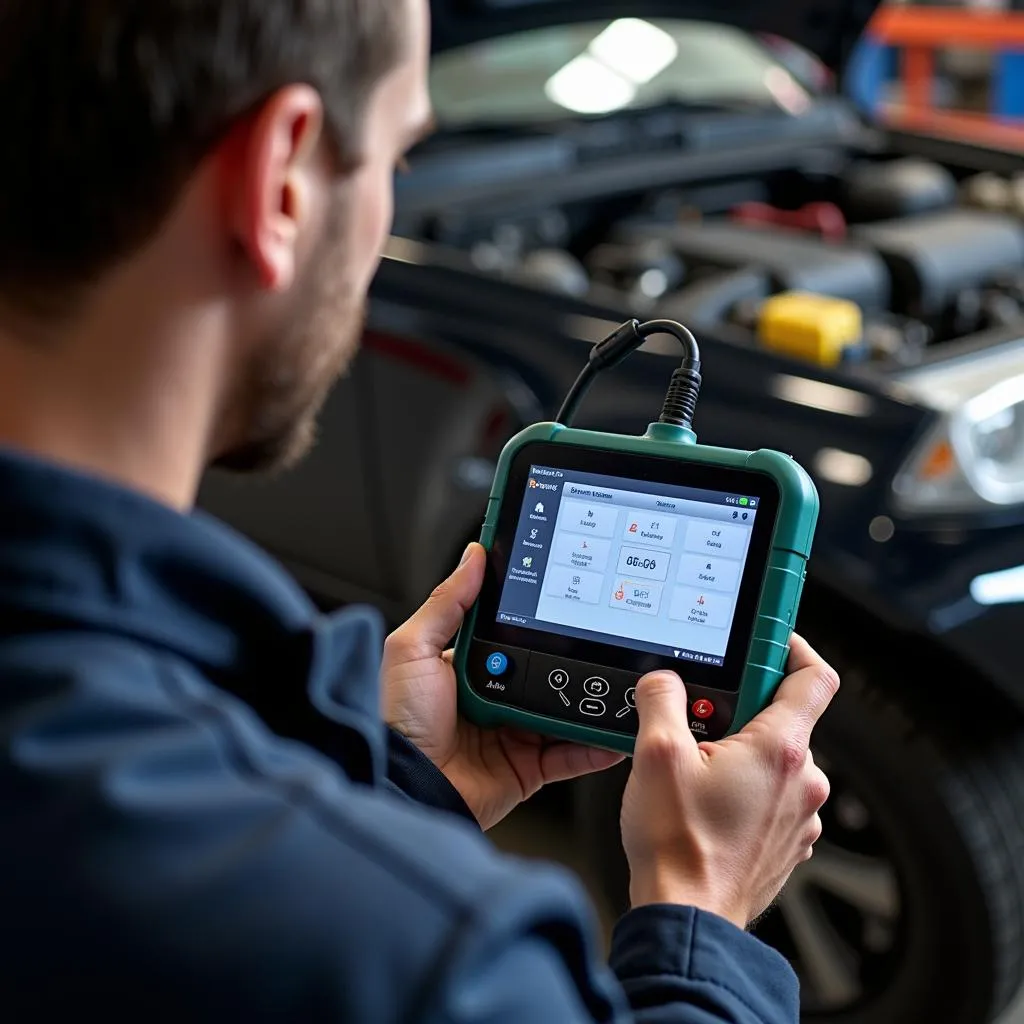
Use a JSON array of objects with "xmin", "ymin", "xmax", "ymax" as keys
[
  {"xmin": 851, "ymin": 210, "xmax": 1024, "ymax": 317},
  {"xmin": 614, "ymin": 221, "xmax": 890, "ymax": 312}
]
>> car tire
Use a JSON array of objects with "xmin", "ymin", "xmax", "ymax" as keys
[{"xmin": 574, "ymin": 663, "xmax": 1024, "ymax": 1023}]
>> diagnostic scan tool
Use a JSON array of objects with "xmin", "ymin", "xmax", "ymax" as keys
[{"xmin": 455, "ymin": 319, "xmax": 819, "ymax": 754}]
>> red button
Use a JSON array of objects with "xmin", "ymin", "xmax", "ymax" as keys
[{"xmin": 692, "ymin": 698, "xmax": 714, "ymax": 720}]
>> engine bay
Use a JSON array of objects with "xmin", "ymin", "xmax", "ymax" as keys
[{"xmin": 414, "ymin": 156, "xmax": 1024, "ymax": 369}]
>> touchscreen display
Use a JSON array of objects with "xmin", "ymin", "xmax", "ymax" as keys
[{"xmin": 494, "ymin": 464, "xmax": 760, "ymax": 667}]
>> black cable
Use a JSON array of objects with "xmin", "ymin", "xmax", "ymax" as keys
[
  {"xmin": 555, "ymin": 318, "xmax": 703, "ymax": 433},
  {"xmin": 553, "ymin": 361, "xmax": 599, "ymax": 427},
  {"xmin": 555, "ymin": 319, "xmax": 640, "ymax": 426},
  {"xmin": 647, "ymin": 319, "xmax": 702, "ymax": 432}
]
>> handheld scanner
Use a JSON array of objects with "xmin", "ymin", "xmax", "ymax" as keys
[{"xmin": 454, "ymin": 421, "xmax": 819, "ymax": 756}]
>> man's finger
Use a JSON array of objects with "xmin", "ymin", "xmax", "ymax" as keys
[
  {"xmin": 786, "ymin": 633, "xmax": 826, "ymax": 674},
  {"xmin": 388, "ymin": 544, "xmax": 486, "ymax": 657},
  {"xmin": 758, "ymin": 657, "xmax": 840, "ymax": 744},
  {"xmin": 633, "ymin": 671, "xmax": 700, "ymax": 764}
]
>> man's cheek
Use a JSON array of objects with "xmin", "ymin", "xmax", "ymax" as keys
[
  {"xmin": 368, "ymin": 175, "xmax": 394, "ymax": 255},
  {"xmin": 356, "ymin": 177, "xmax": 394, "ymax": 293}
]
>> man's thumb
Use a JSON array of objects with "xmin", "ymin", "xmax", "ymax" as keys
[
  {"xmin": 633, "ymin": 671, "xmax": 699, "ymax": 756},
  {"xmin": 397, "ymin": 543, "xmax": 486, "ymax": 654}
]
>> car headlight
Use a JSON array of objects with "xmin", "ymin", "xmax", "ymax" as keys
[{"xmin": 892, "ymin": 338, "xmax": 1024, "ymax": 514}]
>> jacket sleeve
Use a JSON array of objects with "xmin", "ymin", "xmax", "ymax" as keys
[
  {"xmin": 425, "ymin": 869, "xmax": 800, "ymax": 1024},
  {"xmin": 383, "ymin": 727, "xmax": 480, "ymax": 824},
  {"xmin": 608, "ymin": 905, "xmax": 801, "ymax": 1023}
]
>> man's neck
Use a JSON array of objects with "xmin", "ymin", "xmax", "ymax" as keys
[{"xmin": 0, "ymin": 301, "xmax": 226, "ymax": 512}]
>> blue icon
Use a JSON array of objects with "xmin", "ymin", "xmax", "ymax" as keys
[{"xmin": 486, "ymin": 652, "xmax": 508, "ymax": 676}]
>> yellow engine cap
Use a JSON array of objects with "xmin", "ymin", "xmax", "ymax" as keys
[{"xmin": 757, "ymin": 292, "xmax": 863, "ymax": 367}]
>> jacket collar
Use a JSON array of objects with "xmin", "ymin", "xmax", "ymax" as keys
[{"xmin": 0, "ymin": 447, "xmax": 386, "ymax": 782}]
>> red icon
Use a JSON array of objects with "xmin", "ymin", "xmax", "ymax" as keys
[
  {"xmin": 697, "ymin": 595, "xmax": 706, "ymax": 606},
  {"xmin": 692, "ymin": 698, "xmax": 714, "ymax": 720},
  {"xmin": 628, "ymin": 522, "xmax": 638, "ymax": 533},
  {"xmin": 614, "ymin": 586, "xmax": 625, "ymax": 601}
]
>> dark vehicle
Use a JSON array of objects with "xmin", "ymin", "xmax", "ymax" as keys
[{"xmin": 199, "ymin": 3, "xmax": 1024, "ymax": 1022}]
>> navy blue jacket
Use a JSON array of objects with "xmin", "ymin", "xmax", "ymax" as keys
[{"xmin": 0, "ymin": 448, "xmax": 799, "ymax": 1022}]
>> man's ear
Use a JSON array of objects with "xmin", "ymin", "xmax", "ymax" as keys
[{"xmin": 224, "ymin": 85, "xmax": 326, "ymax": 292}]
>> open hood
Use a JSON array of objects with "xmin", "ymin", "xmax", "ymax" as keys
[{"xmin": 431, "ymin": 0, "xmax": 882, "ymax": 73}]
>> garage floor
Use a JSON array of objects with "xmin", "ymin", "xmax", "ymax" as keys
[{"xmin": 491, "ymin": 801, "xmax": 1024, "ymax": 1024}]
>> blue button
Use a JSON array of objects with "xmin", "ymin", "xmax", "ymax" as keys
[{"xmin": 486, "ymin": 652, "xmax": 509, "ymax": 676}]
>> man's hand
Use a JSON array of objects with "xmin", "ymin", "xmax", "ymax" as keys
[
  {"xmin": 621, "ymin": 634, "xmax": 838, "ymax": 929},
  {"xmin": 382, "ymin": 543, "xmax": 624, "ymax": 830}
]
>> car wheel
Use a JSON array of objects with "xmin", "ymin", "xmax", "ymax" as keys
[{"xmin": 574, "ymin": 665, "xmax": 1024, "ymax": 1023}]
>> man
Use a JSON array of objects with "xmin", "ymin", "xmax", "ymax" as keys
[{"xmin": 0, "ymin": 2, "xmax": 837, "ymax": 1020}]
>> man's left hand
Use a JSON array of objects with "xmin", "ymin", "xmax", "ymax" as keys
[{"xmin": 382, "ymin": 543, "xmax": 624, "ymax": 831}]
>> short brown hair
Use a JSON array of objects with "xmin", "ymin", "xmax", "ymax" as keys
[{"xmin": 0, "ymin": 1, "xmax": 406, "ymax": 316}]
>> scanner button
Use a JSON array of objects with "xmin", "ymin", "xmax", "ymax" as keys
[
  {"xmin": 486, "ymin": 652, "xmax": 509, "ymax": 676},
  {"xmin": 548, "ymin": 668, "xmax": 570, "ymax": 689},
  {"xmin": 583, "ymin": 676, "xmax": 610, "ymax": 698},
  {"xmin": 579, "ymin": 698, "xmax": 607, "ymax": 717},
  {"xmin": 470, "ymin": 642, "xmax": 525, "ymax": 707},
  {"xmin": 692, "ymin": 698, "xmax": 715, "ymax": 720}
]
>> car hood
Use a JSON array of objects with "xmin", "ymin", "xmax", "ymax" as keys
[{"xmin": 431, "ymin": 0, "xmax": 882, "ymax": 72}]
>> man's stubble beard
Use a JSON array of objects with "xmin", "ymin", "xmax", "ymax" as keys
[{"xmin": 213, "ymin": 197, "xmax": 365, "ymax": 475}]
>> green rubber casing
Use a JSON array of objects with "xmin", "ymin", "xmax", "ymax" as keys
[{"xmin": 454, "ymin": 421, "xmax": 819, "ymax": 755}]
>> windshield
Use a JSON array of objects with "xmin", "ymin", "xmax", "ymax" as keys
[{"xmin": 429, "ymin": 18, "xmax": 814, "ymax": 127}]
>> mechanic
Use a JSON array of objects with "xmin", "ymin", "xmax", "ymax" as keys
[{"xmin": 0, "ymin": 2, "xmax": 837, "ymax": 1021}]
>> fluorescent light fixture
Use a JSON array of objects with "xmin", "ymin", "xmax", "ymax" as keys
[
  {"xmin": 970, "ymin": 564, "xmax": 1024, "ymax": 606},
  {"xmin": 544, "ymin": 54, "xmax": 636, "ymax": 115},
  {"xmin": 587, "ymin": 18, "xmax": 679, "ymax": 86}
]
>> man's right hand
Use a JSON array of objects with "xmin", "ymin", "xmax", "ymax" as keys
[{"xmin": 620, "ymin": 634, "xmax": 838, "ymax": 929}]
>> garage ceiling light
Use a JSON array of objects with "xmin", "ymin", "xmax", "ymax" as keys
[
  {"xmin": 544, "ymin": 18, "xmax": 678, "ymax": 115},
  {"xmin": 587, "ymin": 18, "xmax": 679, "ymax": 86},
  {"xmin": 545, "ymin": 54, "xmax": 637, "ymax": 115},
  {"xmin": 971, "ymin": 564, "xmax": 1024, "ymax": 606}
]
